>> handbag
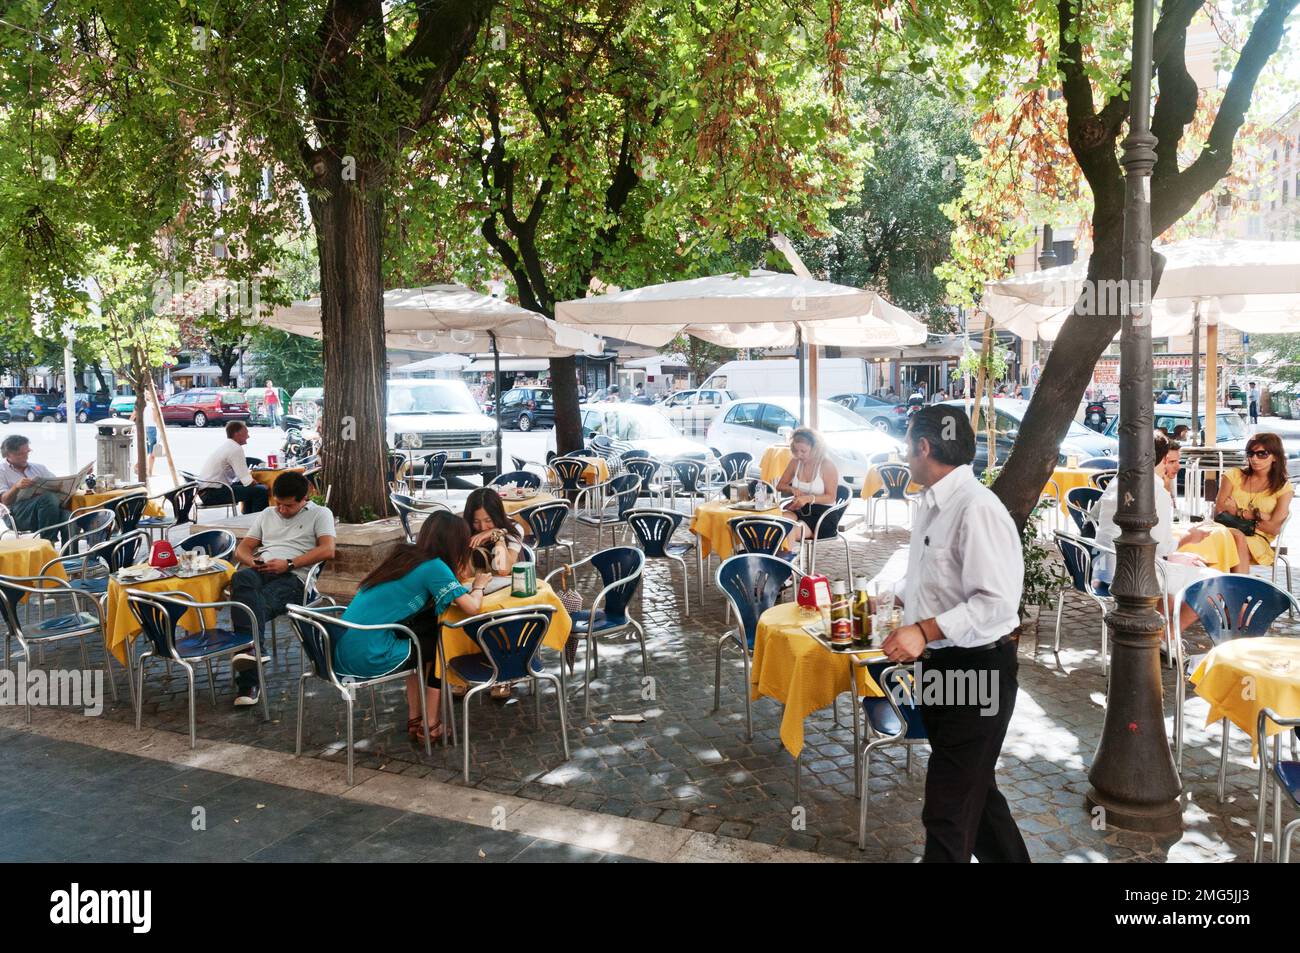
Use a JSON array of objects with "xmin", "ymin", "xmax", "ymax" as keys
[
  {"xmin": 1213, "ymin": 511, "xmax": 1257, "ymax": 536},
  {"xmin": 556, "ymin": 565, "xmax": 584, "ymax": 674}
]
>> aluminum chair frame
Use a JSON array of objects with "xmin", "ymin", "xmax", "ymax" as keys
[
  {"xmin": 404, "ymin": 451, "xmax": 451, "ymax": 499},
  {"xmin": 623, "ymin": 458, "xmax": 668, "ymax": 505},
  {"xmin": 718, "ymin": 452, "xmax": 752, "ymax": 482},
  {"xmin": 1090, "ymin": 471, "xmax": 1116, "ymax": 492},
  {"xmin": 1065, "ymin": 486, "xmax": 1103, "ymax": 538},
  {"xmin": 285, "ymin": 603, "xmax": 433, "ymax": 784},
  {"xmin": 107, "ymin": 491, "xmax": 151, "ymax": 535},
  {"xmin": 866, "ymin": 463, "xmax": 919, "ymax": 534},
  {"xmin": 139, "ymin": 482, "xmax": 198, "ymax": 541},
  {"xmin": 41, "ymin": 509, "xmax": 115, "ymax": 557},
  {"xmin": 543, "ymin": 548, "xmax": 647, "ymax": 719},
  {"xmin": 1172, "ymin": 575, "xmax": 1298, "ymax": 795},
  {"xmin": 389, "ymin": 492, "xmax": 452, "ymax": 544},
  {"xmin": 176, "ymin": 529, "xmax": 238, "ymax": 561},
  {"xmin": 1052, "ymin": 531, "xmax": 1113, "ymax": 675},
  {"xmin": 854, "ymin": 660, "xmax": 929, "ymax": 850},
  {"xmin": 490, "ymin": 470, "xmax": 543, "ymax": 490},
  {"xmin": 1256, "ymin": 707, "xmax": 1300, "ymax": 863},
  {"xmin": 128, "ymin": 589, "xmax": 269, "ymax": 748},
  {"xmin": 182, "ymin": 472, "xmax": 239, "ymax": 518},
  {"xmin": 518, "ymin": 500, "xmax": 576, "ymax": 575},
  {"xmin": 625, "ymin": 507, "xmax": 693, "ymax": 617},
  {"xmin": 442, "ymin": 605, "xmax": 570, "ymax": 783},
  {"xmin": 801, "ymin": 484, "xmax": 855, "ymax": 580},
  {"xmin": 666, "ymin": 458, "xmax": 712, "ymax": 514},
  {"xmin": 267, "ymin": 561, "xmax": 332, "ymax": 662},
  {"xmin": 574, "ymin": 473, "xmax": 642, "ymax": 550},
  {"xmin": 0, "ymin": 573, "xmax": 117, "ymax": 721}
]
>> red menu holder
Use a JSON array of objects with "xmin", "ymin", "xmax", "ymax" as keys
[
  {"xmin": 797, "ymin": 574, "xmax": 830, "ymax": 611},
  {"xmin": 149, "ymin": 540, "xmax": 179, "ymax": 569}
]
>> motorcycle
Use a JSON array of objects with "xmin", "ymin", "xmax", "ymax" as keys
[{"xmin": 1083, "ymin": 402, "xmax": 1108, "ymax": 433}]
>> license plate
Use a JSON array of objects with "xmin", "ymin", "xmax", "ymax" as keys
[{"xmin": 458, "ymin": 451, "xmax": 472, "ymax": 460}]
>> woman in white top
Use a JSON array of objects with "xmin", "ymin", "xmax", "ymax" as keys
[{"xmin": 776, "ymin": 427, "xmax": 840, "ymax": 543}]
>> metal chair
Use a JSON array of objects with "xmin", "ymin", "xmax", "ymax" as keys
[
  {"xmin": 182, "ymin": 471, "xmax": 239, "ymax": 518},
  {"xmin": 866, "ymin": 464, "xmax": 918, "ymax": 533},
  {"xmin": 490, "ymin": 470, "xmax": 542, "ymax": 490},
  {"xmin": 1052, "ymin": 531, "xmax": 1113, "ymax": 675},
  {"xmin": 442, "ymin": 605, "xmax": 570, "ymax": 783},
  {"xmin": 727, "ymin": 515, "xmax": 797, "ymax": 562},
  {"xmin": 386, "ymin": 450, "xmax": 409, "ymax": 490},
  {"xmin": 712, "ymin": 553, "xmax": 801, "ymax": 740},
  {"xmin": 800, "ymin": 484, "xmax": 855, "ymax": 579},
  {"xmin": 544, "ymin": 547, "xmax": 646, "ymax": 719},
  {"xmin": 1089, "ymin": 470, "xmax": 1116, "ymax": 491},
  {"xmin": 176, "ymin": 529, "xmax": 237, "ymax": 561},
  {"xmin": 286, "ymin": 603, "xmax": 433, "ymax": 784},
  {"xmin": 626, "ymin": 508, "xmax": 694, "ymax": 617},
  {"xmin": 41, "ymin": 531, "xmax": 147, "ymax": 599},
  {"xmin": 128, "ymin": 589, "xmax": 269, "ymax": 747},
  {"xmin": 855, "ymin": 659, "xmax": 929, "ymax": 849},
  {"xmin": 1263, "ymin": 512, "xmax": 1293, "ymax": 596},
  {"xmin": 1065, "ymin": 486, "xmax": 1103, "ymax": 538},
  {"xmin": 389, "ymin": 492, "xmax": 451, "ymax": 544},
  {"xmin": 0, "ymin": 573, "xmax": 118, "ymax": 720},
  {"xmin": 41, "ymin": 508, "xmax": 115, "ymax": 558},
  {"xmin": 623, "ymin": 457, "xmax": 667, "ymax": 504},
  {"xmin": 1172, "ymin": 575, "xmax": 1297, "ymax": 794},
  {"xmin": 1256, "ymin": 707, "xmax": 1300, "ymax": 863},
  {"xmin": 139, "ymin": 482, "xmax": 198, "ymax": 541},
  {"xmin": 618, "ymin": 449, "xmax": 651, "ymax": 464},
  {"xmin": 109, "ymin": 492, "xmax": 150, "ymax": 535},
  {"xmin": 518, "ymin": 500, "xmax": 576, "ymax": 573},
  {"xmin": 1080, "ymin": 457, "xmax": 1118, "ymax": 470},
  {"xmin": 719, "ymin": 452, "xmax": 752, "ymax": 482},
  {"xmin": 549, "ymin": 457, "xmax": 591, "ymax": 495},
  {"xmin": 406, "ymin": 451, "xmax": 450, "ymax": 498},
  {"xmin": 667, "ymin": 458, "xmax": 711, "ymax": 513},
  {"xmin": 575, "ymin": 473, "xmax": 641, "ymax": 549}
]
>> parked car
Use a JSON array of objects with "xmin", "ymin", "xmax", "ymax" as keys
[
  {"xmin": 0, "ymin": 407, "xmax": 9, "ymax": 424},
  {"xmin": 5, "ymin": 393, "xmax": 57, "ymax": 423},
  {"xmin": 580, "ymin": 402, "xmax": 713, "ymax": 461},
  {"xmin": 110, "ymin": 392, "xmax": 138, "ymax": 416},
  {"xmin": 828, "ymin": 392, "xmax": 908, "ymax": 435},
  {"xmin": 659, "ymin": 388, "xmax": 737, "ymax": 439},
  {"xmin": 497, "ymin": 386, "xmax": 555, "ymax": 431},
  {"xmin": 581, "ymin": 387, "xmax": 610, "ymax": 404},
  {"xmin": 706, "ymin": 396, "xmax": 904, "ymax": 488},
  {"xmin": 160, "ymin": 388, "xmax": 251, "ymax": 427},
  {"xmin": 1103, "ymin": 404, "xmax": 1300, "ymax": 476},
  {"xmin": 387, "ymin": 378, "xmax": 498, "ymax": 479},
  {"xmin": 55, "ymin": 393, "xmax": 113, "ymax": 423},
  {"xmin": 943, "ymin": 398, "xmax": 1118, "ymax": 473}
]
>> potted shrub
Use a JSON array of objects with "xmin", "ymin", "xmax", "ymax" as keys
[{"xmin": 983, "ymin": 468, "xmax": 1067, "ymax": 647}]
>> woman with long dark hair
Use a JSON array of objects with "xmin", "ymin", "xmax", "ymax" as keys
[
  {"xmin": 333, "ymin": 511, "xmax": 492, "ymax": 743},
  {"xmin": 463, "ymin": 486, "xmax": 524, "ymax": 575}
]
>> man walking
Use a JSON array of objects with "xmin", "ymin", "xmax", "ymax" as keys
[
  {"xmin": 879, "ymin": 404, "xmax": 1030, "ymax": 863},
  {"xmin": 1248, "ymin": 381, "xmax": 1259, "ymax": 425}
]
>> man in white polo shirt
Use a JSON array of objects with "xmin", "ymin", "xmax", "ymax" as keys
[
  {"xmin": 197, "ymin": 420, "xmax": 268, "ymax": 514},
  {"xmin": 228, "ymin": 470, "xmax": 336, "ymax": 706}
]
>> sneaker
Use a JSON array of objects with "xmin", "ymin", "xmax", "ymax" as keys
[
  {"xmin": 234, "ymin": 684, "xmax": 261, "ymax": 707},
  {"xmin": 232, "ymin": 652, "xmax": 271, "ymax": 666}
]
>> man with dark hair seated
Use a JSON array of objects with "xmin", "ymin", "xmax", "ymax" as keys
[
  {"xmin": 197, "ymin": 420, "xmax": 269, "ymax": 514},
  {"xmin": 228, "ymin": 470, "xmax": 336, "ymax": 706}
]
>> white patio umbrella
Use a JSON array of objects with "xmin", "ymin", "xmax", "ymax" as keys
[
  {"xmin": 266, "ymin": 284, "xmax": 605, "ymax": 473},
  {"xmin": 982, "ymin": 239, "xmax": 1300, "ymax": 441},
  {"xmin": 555, "ymin": 269, "xmax": 926, "ymax": 421}
]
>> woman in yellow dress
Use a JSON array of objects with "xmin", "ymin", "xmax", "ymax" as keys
[{"xmin": 1178, "ymin": 432, "xmax": 1293, "ymax": 572}]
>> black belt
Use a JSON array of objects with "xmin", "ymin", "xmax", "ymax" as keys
[{"xmin": 922, "ymin": 634, "xmax": 1017, "ymax": 658}]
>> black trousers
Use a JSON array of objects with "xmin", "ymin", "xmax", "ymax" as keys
[
  {"xmin": 401, "ymin": 603, "xmax": 444, "ymax": 689},
  {"xmin": 201, "ymin": 482, "xmax": 268, "ymax": 514},
  {"xmin": 917, "ymin": 639, "xmax": 1030, "ymax": 863}
]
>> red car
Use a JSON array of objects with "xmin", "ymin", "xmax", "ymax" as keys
[{"xmin": 161, "ymin": 388, "xmax": 251, "ymax": 428}]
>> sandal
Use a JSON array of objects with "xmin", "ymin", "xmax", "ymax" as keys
[
  {"xmin": 407, "ymin": 717, "xmax": 445, "ymax": 744},
  {"xmin": 490, "ymin": 683, "xmax": 513, "ymax": 700}
]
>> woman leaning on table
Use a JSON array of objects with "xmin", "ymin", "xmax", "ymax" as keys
[
  {"xmin": 332, "ymin": 510, "xmax": 492, "ymax": 745},
  {"xmin": 1178, "ymin": 432, "xmax": 1293, "ymax": 573},
  {"xmin": 462, "ymin": 486, "xmax": 525, "ymax": 699},
  {"xmin": 775, "ymin": 427, "xmax": 840, "ymax": 544}
]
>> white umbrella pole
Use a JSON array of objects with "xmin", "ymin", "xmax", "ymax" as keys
[
  {"xmin": 1206, "ymin": 319, "xmax": 1219, "ymax": 444},
  {"xmin": 797, "ymin": 326, "xmax": 806, "ymax": 425},
  {"xmin": 491, "ymin": 331, "xmax": 503, "ymax": 479},
  {"xmin": 1190, "ymin": 302, "xmax": 1201, "ymax": 443}
]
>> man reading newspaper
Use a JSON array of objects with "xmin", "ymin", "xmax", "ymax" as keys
[{"xmin": 0, "ymin": 434, "xmax": 89, "ymax": 543}]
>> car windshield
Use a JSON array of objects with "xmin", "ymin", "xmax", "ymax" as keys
[
  {"xmin": 1215, "ymin": 413, "xmax": 1247, "ymax": 439},
  {"xmin": 815, "ymin": 402, "xmax": 876, "ymax": 432},
  {"xmin": 601, "ymin": 405, "xmax": 677, "ymax": 440},
  {"xmin": 388, "ymin": 381, "xmax": 481, "ymax": 415}
]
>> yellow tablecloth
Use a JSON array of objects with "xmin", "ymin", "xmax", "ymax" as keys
[
  {"xmin": 1047, "ymin": 466, "xmax": 1100, "ymax": 515},
  {"xmin": 0, "ymin": 539, "xmax": 67, "ymax": 598},
  {"xmin": 438, "ymin": 581, "xmax": 573, "ymax": 686},
  {"xmin": 860, "ymin": 464, "xmax": 922, "ymax": 500},
  {"xmin": 1191, "ymin": 637, "xmax": 1300, "ymax": 756},
  {"xmin": 104, "ymin": 562, "xmax": 237, "ymax": 665},
  {"xmin": 249, "ymin": 467, "xmax": 305, "ymax": 489},
  {"xmin": 502, "ymin": 492, "xmax": 560, "ymax": 530},
  {"xmin": 690, "ymin": 500, "xmax": 789, "ymax": 560},
  {"xmin": 752, "ymin": 602, "xmax": 885, "ymax": 758},
  {"xmin": 759, "ymin": 446, "xmax": 792, "ymax": 485},
  {"xmin": 69, "ymin": 489, "xmax": 165, "ymax": 518},
  {"xmin": 570, "ymin": 456, "xmax": 609, "ymax": 485}
]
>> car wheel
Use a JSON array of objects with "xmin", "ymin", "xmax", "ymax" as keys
[
  {"xmin": 77, "ymin": 410, "xmax": 89, "ymax": 423},
  {"xmin": 26, "ymin": 411, "xmax": 36, "ymax": 422},
  {"xmin": 193, "ymin": 412, "xmax": 208, "ymax": 428},
  {"xmin": 518, "ymin": 413, "xmax": 532, "ymax": 432},
  {"xmin": 41, "ymin": 415, "xmax": 56, "ymax": 423},
  {"xmin": 871, "ymin": 416, "xmax": 891, "ymax": 432}
]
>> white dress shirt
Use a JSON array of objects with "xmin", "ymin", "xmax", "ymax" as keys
[
  {"xmin": 902, "ymin": 464, "xmax": 1023, "ymax": 649},
  {"xmin": 198, "ymin": 438, "xmax": 253, "ymax": 488}
]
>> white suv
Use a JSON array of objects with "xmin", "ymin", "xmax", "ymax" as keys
[{"xmin": 386, "ymin": 379, "xmax": 498, "ymax": 478}]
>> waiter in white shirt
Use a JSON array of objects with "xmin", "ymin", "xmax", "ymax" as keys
[
  {"xmin": 197, "ymin": 421, "xmax": 269, "ymax": 513},
  {"xmin": 880, "ymin": 404, "xmax": 1030, "ymax": 863}
]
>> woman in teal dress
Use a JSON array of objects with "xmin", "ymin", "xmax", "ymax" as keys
[{"xmin": 335, "ymin": 511, "xmax": 491, "ymax": 743}]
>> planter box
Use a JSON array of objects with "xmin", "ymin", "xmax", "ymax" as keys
[{"xmin": 191, "ymin": 514, "xmax": 406, "ymax": 600}]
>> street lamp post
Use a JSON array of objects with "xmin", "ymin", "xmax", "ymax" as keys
[{"xmin": 1084, "ymin": 0, "xmax": 1183, "ymax": 833}]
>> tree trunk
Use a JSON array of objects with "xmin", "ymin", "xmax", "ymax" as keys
[
  {"xmin": 550, "ymin": 356, "xmax": 582, "ymax": 455},
  {"xmin": 309, "ymin": 165, "xmax": 389, "ymax": 523}
]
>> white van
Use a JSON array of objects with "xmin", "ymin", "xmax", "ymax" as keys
[{"xmin": 702, "ymin": 358, "xmax": 870, "ymax": 399}]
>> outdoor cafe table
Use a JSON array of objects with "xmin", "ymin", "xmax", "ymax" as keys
[
  {"xmin": 570, "ymin": 456, "xmax": 609, "ymax": 485},
  {"xmin": 690, "ymin": 499, "xmax": 789, "ymax": 561},
  {"xmin": 437, "ymin": 580, "xmax": 573, "ymax": 687},
  {"xmin": 752, "ymin": 602, "xmax": 886, "ymax": 758},
  {"xmin": 69, "ymin": 488, "xmax": 165, "ymax": 518},
  {"xmin": 249, "ymin": 466, "xmax": 305, "ymax": 490},
  {"xmin": 759, "ymin": 445, "xmax": 792, "ymax": 484},
  {"xmin": 0, "ymin": 538, "xmax": 67, "ymax": 595},
  {"xmin": 1047, "ymin": 465, "xmax": 1100, "ymax": 516},
  {"xmin": 501, "ymin": 491, "xmax": 560, "ymax": 530},
  {"xmin": 104, "ymin": 561, "xmax": 237, "ymax": 665},
  {"xmin": 1190, "ymin": 637, "xmax": 1300, "ymax": 755}
]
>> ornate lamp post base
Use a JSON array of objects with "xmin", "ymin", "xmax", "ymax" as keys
[{"xmin": 1085, "ymin": 789, "xmax": 1183, "ymax": 834}]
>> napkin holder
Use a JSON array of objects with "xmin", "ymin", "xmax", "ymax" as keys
[
  {"xmin": 149, "ymin": 540, "xmax": 179, "ymax": 569},
  {"xmin": 797, "ymin": 574, "xmax": 830, "ymax": 611}
]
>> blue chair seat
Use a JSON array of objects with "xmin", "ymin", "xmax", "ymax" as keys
[
  {"xmin": 29, "ymin": 612, "xmax": 101, "ymax": 638},
  {"xmin": 862, "ymin": 696, "xmax": 927, "ymax": 739},
  {"xmin": 172, "ymin": 627, "xmax": 254, "ymax": 660},
  {"xmin": 137, "ymin": 516, "xmax": 175, "ymax": 528},
  {"xmin": 576, "ymin": 512, "xmax": 626, "ymax": 526},
  {"xmin": 68, "ymin": 577, "xmax": 109, "ymax": 595},
  {"xmin": 1276, "ymin": 760, "xmax": 1300, "ymax": 806},
  {"xmin": 448, "ymin": 652, "xmax": 543, "ymax": 684},
  {"xmin": 664, "ymin": 542, "xmax": 694, "ymax": 558},
  {"xmin": 569, "ymin": 608, "xmax": 627, "ymax": 634}
]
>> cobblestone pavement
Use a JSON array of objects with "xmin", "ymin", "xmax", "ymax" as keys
[
  {"xmin": 0, "ymin": 729, "xmax": 640, "ymax": 862},
  {"xmin": 7, "ymin": 506, "xmax": 1299, "ymax": 862}
]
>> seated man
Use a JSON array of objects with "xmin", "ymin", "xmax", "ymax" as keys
[
  {"xmin": 0, "ymin": 435, "xmax": 70, "ymax": 543},
  {"xmin": 198, "ymin": 420, "xmax": 269, "ymax": 514},
  {"xmin": 228, "ymin": 471, "xmax": 336, "ymax": 706}
]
